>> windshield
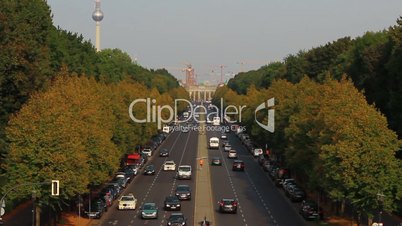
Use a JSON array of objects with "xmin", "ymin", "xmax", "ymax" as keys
[
  {"xmin": 179, "ymin": 166, "xmax": 191, "ymax": 172},
  {"xmin": 143, "ymin": 204, "xmax": 156, "ymax": 210}
]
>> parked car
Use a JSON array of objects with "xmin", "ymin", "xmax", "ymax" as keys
[
  {"xmin": 141, "ymin": 147, "xmax": 153, "ymax": 157},
  {"xmin": 166, "ymin": 213, "xmax": 187, "ymax": 226},
  {"xmin": 164, "ymin": 196, "xmax": 181, "ymax": 210},
  {"xmin": 163, "ymin": 160, "xmax": 177, "ymax": 171},
  {"xmin": 232, "ymin": 160, "xmax": 245, "ymax": 171},
  {"xmin": 218, "ymin": 198, "xmax": 238, "ymax": 213},
  {"xmin": 85, "ymin": 198, "xmax": 106, "ymax": 219},
  {"xmin": 140, "ymin": 202, "xmax": 158, "ymax": 219},
  {"xmin": 299, "ymin": 200, "xmax": 323, "ymax": 220},
  {"xmin": 144, "ymin": 164, "xmax": 156, "ymax": 175},
  {"xmin": 286, "ymin": 186, "xmax": 306, "ymax": 202},
  {"xmin": 253, "ymin": 148, "xmax": 263, "ymax": 157},
  {"xmin": 175, "ymin": 185, "xmax": 191, "ymax": 200},
  {"xmin": 118, "ymin": 193, "xmax": 137, "ymax": 210},
  {"xmin": 211, "ymin": 157, "xmax": 222, "ymax": 166}
]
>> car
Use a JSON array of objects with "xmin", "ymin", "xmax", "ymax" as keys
[
  {"xmin": 141, "ymin": 202, "xmax": 158, "ymax": 219},
  {"xmin": 175, "ymin": 185, "xmax": 191, "ymax": 200},
  {"xmin": 287, "ymin": 186, "xmax": 306, "ymax": 202},
  {"xmin": 144, "ymin": 164, "xmax": 156, "ymax": 175},
  {"xmin": 211, "ymin": 157, "xmax": 222, "ymax": 166},
  {"xmin": 220, "ymin": 133, "xmax": 227, "ymax": 139},
  {"xmin": 228, "ymin": 150, "xmax": 238, "ymax": 159},
  {"xmin": 164, "ymin": 196, "xmax": 181, "ymax": 210},
  {"xmin": 85, "ymin": 198, "xmax": 107, "ymax": 219},
  {"xmin": 224, "ymin": 144, "xmax": 232, "ymax": 152},
  {"xmin": 163, "ymin": 160, "xmax": 177, "ymax": 171},
  {"xmin": 118, "ymin": 193, "xmax": 137, "ymax": 210},
  {"xmin": 177, "ymin": 165, "xmax": 192, "ymax": 179},
  {"xmin": 299, "ymin": 200, "xmax": 323, "ymax": 220},
  {"xmin": 262, "ymin": 161, "xmax": 271, "ymax": 172},
  {"xmin": 166, "ymin": 212, "xmax": 187, "ymax": 226},
  {"xmin": 253, "ymin": 148, "xmax": 263, "ymax": 157},
  {"xmin": 141, "ymin": 148, "xmax": 153, "ymax": 157},
  {"xmin": 159, "ymin": 148, "xmax": 169, "ymax": 157},
  {"xmin": 232, "ymin": 160, "xmax": 245, "ymax": 171},
  {"xmin": 218, "ymin": 198, "xmax": 238, "ymax": 213},
  {"xmin": 221, "ymin": 140, "xmax": 229, "ymax": 147}
]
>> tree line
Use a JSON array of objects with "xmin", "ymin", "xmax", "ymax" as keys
[
  {"xmin": 227, "ymin": 17, "xmax": 402, "ymax": 141},
  {"xmin": 0, "ymin": 0, "xmax": 188, "ymax": 214},
  {"xmin": 215, "ymin": 17, "xmax": 402, "ymax": 220}
]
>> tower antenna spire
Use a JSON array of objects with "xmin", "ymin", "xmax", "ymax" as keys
[{"xmin": 92, "ymin": 0, "xmax": 104, "ymax": 52}]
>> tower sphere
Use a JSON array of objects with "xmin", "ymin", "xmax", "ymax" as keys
[{"xmin": 92, "ymin": 10, "xmax": 104, "ymax": 22}]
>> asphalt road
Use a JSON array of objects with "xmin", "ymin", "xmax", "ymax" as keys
[
  {"xmin": 95, "ymin": 127, "xmax": 199, "ymax": 226},
  {"xmin": 206, "ymin": 126, "xmax": 308, "ymax": 226}
]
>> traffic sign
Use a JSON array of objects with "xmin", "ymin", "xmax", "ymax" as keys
[{"xmin": 0, "ymin": 207, "xmax": 4, "ymax": 216}]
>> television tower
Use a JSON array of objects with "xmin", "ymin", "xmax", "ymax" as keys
[{"xmin": 92, "ymin": 0, "xmax": 104, "ymax": 52}]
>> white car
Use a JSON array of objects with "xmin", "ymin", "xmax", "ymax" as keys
[
  {"xmin": 141, "ymin": 148, "xmax": 152, "ymax": 157},
  {"xmin": 228, "ymin": 150, "xmax": 238, "ymax": 159},
  {"xmin": 163, "ymin": 160, "xmax": 177, "ymax": 171},
  {"xmin": 221, "ymin": 133, "xmax": 227, "ymax": 139},
  {"xmin": 118, "ymin": 193, "xmax": 137, "ymax": 210},
  {"xmin": 224, "ymin": 144, "xmax": 232, "ymax": 152},
  {"xmin": 253, "ymin": 148, "xmax": 263, "ymax": 157}
]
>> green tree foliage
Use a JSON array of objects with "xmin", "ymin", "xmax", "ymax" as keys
[
  {"xmin": 48, "ymin": 27, "xmax": 98, "ymax": 76},
  {"xmin": 0, "ymin": 0, "xmax": 53, "ymax": 157}
]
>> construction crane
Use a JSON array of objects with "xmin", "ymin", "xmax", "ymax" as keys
[{"xmin": 211, "ymin": 65, "xmax": 227, "ymax": 85}]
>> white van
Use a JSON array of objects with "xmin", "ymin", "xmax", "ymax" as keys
[
  {"xmin": 209, "ymin": 137, "xmax": 220, "ymax": 149},
  {"xmin": 177, "ymin": 165, "xmax": 192, "ymax": 179}
]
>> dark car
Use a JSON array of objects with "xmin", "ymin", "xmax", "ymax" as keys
[
  {"xmin": 218, "ymin": 198, "xmax": 238, "ymax": 213},
  {"xmin": 166, "ymin": 212, "xmax": 187, "ymax": 226},
  {"xmin": 144, "ymin": 164, "xmax": 156, "ymax": 175},
  {"xmin": 211, "ymin": 157, "xmax": 222, "ymax": 166},
  {"xmin": 274, "ymin": 168, "xmax": 291, "ymax": 187},
  {"xmin": 175, "ymin": 185, "xmax": 191, "ymax": 200},
  {"xmin": 299, "ymin": 200, "xmax": 323, "ymax": 220},
  {"xmin": 85, "ymin": 198, "xmax": 106, "ymax": 219},
  {"xmin": 287, "ymin": 186, "xmax": 306, "ymax": 202},
  {"xmin": 232, "ymin": 160, "xmax": 245, "ymax": 171},
  {"xmin": 159, "ymin": 148, "xmax": 169, "ymax": 157},
  {"xmin": 164, "ymin": 196, "xmax": 181, "ymax": 210},
  {"xmin": 99, "ymin": 187, "xmax": 115, "ymax": 206}
]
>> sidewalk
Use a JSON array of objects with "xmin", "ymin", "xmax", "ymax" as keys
[{"xmin": 194, "ymin": 121, "xmax": 216, "ymax": 226}]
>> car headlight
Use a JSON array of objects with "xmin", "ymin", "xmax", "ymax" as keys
[
  {"xmin": 187, "ymin": 193, "xmax": 190, "ymax": 195},
  {"xmin": 166, "ymin": 204, "xmax": 170, "ymax": 207},
  {"xmin": 176, "ymin": 193, "xmax": 179, "ymax": 196},
  {"xmin": 168, "ymin": 223, "xmax": 172, "ymax": 226}
]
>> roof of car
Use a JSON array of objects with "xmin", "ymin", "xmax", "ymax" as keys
[
  {"xmin": 233, "ymin": 160, "xmax": 244, "ymax": 163},
  {"xmin": 165, "ymin": 160, "xmax": 175, "ymax": 164}
]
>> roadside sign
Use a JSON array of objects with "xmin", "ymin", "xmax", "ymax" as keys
[{"xmin": 0, "ymin": 207, "xmax": 4, "ymax": 216}]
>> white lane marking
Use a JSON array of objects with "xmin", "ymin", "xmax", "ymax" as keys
[
  {"xmin": 159, "ymin": 128, "xmax": 193, "ymax": 225},
  {"xmin": 218, "ymin": 145, "xmax": 248, "ymax": 226}
]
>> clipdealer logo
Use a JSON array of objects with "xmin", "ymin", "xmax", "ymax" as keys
[
  {"xmin": 128, "ymin": 98, "xmax": 274, "ymax": 133},
  {"xmin": 254, "ymin": 98, "xmax": 275, "ymax": 133}
]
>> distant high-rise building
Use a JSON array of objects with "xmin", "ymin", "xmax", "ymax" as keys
[{"xmin": 92, "ymin": 0, "xmax": 104, "ymax": 52}]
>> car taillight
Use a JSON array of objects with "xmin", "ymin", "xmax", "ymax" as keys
[
  {"xmin": 233, "ymin": 202, "xmax": 237, "ymax": 206},
  {"xmin": 219, "ymin": 201, "xmax": 223, "ymax": 206}
]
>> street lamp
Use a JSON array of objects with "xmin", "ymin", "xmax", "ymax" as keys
[{"xmin": 376, "ymin": 192, "xmax": 385, "ymax": 224}]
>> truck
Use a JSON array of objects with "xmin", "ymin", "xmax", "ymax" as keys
[{"xmin": 124, "ymin": 153, "xmax": 144, "ymax": 169}]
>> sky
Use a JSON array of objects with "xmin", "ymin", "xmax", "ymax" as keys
[{"xmin": 47, "ymin": 0, "xmax": 402, "ymax": 85}]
